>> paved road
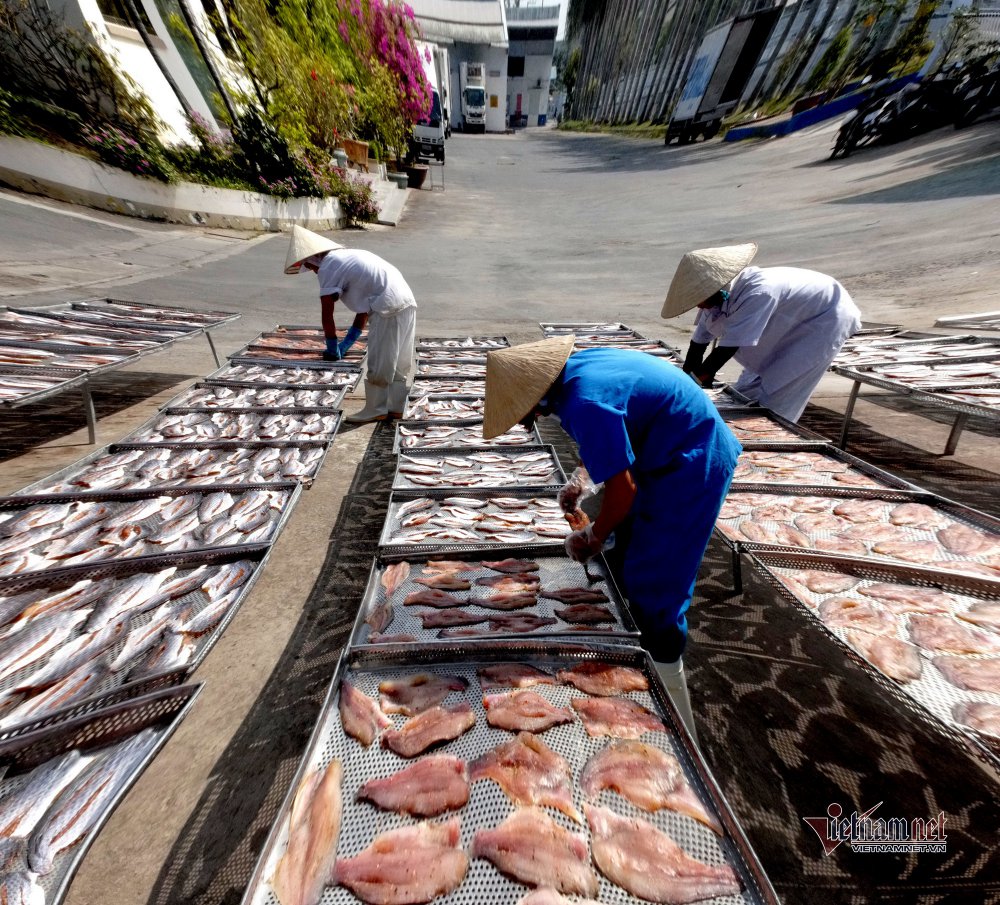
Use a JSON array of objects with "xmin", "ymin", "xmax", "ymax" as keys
[{"xmin": 1, "ymin": 118, "xmax": 998, "ymax": 905}]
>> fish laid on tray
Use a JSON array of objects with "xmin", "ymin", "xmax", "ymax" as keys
[
  {"xmin": 57, "ymin": 307, "xmax": 210, "ymax": 330},
  {"xmin": 834, "ymin": 339, "xmax": 1000, "ymax": 368},
  {"xmin": 26, "ymin": 446, "xmax": 325, "ymax": 494},
  {"xmin": 771, "ymin": 565, "xmax": 1000, "ymax": 743},
  {"xmin": 0, "ymin": 559, "xmax": 257, "ymax": 726},
  {"xmin": 249, "ymin": 335, "xmax": 366, "ymax": 356},
  {"xmin": 398, "ymin": 423, "xmax": 535, "ymax": 449},
  {"xmin": 0, "ymin": 310, "xmax": 188, "ymax": 341},
  {"xmin": 0, "ymin": 327, "xmax": 158, "ymax": 352},
  {"xmin": 717, "ymin": 493, "xmax": 1000, "ymax": 576},
  {"xmin": 868, "ymin": 361, "xmax": 1000, "ymax": 388},
  {"xmin": 396, "ymin": 451, "xmax": 561, "ymax": 489},
  {"xmin": 129, "ymin": 411, "xmax": 339, "ymax": 442},
  {"xmin": 0, "ymin": 728, "xmax": 159, "ymax": 896},
  {"xmin": 239, "ymin": 347, "xmax": 362, "ymax": 363},
  {"xmin": 417, "ymin": 337, "xmax": 508, "ymax": 349},
  {"xmin": 722, "ymin": 414, "xmax": 803, "ymax": 443},
  {"xmin": 732, "ymin": 451, "xmax": 891, "ymax": 488},
  {"xmin": 573, "ymin": 340, "xmax": 674, "ymax": 357},
  {"xmin": 260, "ymin": 662, "xmax": 743, "ymax": 905},
  {"xmin": 408, "ymin": 378, "xmax": 485, "ymax": 396},
  {"xmin": 415, "ymin": 362, "xmax": 487, "ymax": 378},
  {"xmin": 0, "ymin": 345, "xmax": 128, "ymax": 370},
  {"xmin": 385, "ymin": 497, "xmax": 571, "ymax": 547},
  {"xmin": 212, "ymin": 363, "xmax": 358, "ymax": 387},
  {"xmin": 0, "ymin": 489, "xmax": 289, "ymax": 579},
  {"xmin": 929, "ymin": 386, "xmax": 1000, "ymax": 410},
  {"xmin": 0, "ymin": 374, "xmax": 73, "ymax": 404},
  {"xmin": 173, "ymin": 385, "xmax": 344, "ymax": 409},
  {"xmin": 416, "ymin": 349, "xmax": 488, "ymax": 363},
  {"xmin": 98, "ymin": 301, "xmax": 232, "ymax": 325},
  {"xmin": 402, "ymin": 396, "xmax": 485, "ymax": 421}
]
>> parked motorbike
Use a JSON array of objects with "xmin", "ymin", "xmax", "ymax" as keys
[{"xmin": 954, "ymin": 59, "xmax": 1000, "ymax": 128}]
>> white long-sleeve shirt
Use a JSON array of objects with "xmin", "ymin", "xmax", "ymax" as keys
[{"xmin": 316, "ymin": 248, "xmax": 416, "ymax": 315}]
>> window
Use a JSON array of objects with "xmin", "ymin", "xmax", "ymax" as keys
[
  {"xmin": 508, "ymin": 56, "xmax": 525, "ymax": 78},
  {"xmin": 97, "ymin": 0, "xmax": 155, "ymax": 31}
]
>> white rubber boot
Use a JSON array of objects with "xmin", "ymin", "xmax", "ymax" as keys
[
  {"xmin": 345, "ymin": 379, "xmax": 389, "ymax": 423},
  {"xmin": 654, "ymin": 658, "xmax": 699, "ymax": 745},
  {"xmin": 387, "ymin": 379, "xmax": 409, "ymax": 419}
]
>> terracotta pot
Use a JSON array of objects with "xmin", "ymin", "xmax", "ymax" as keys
[{"xmin": 405, "ymin": 164, "xmax": 429, "ymax": 189}]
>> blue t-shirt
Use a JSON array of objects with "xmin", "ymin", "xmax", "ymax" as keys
[{"xmin": 548, "ymin": 348, "xmax": 741, "ymax": 485}]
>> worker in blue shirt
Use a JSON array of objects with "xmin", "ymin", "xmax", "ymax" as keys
[{"xmin": 483, "ymin": 336, "xmax": 741, "ymax": 737}]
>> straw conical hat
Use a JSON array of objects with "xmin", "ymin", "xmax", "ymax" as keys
[
  {"xmin": 284, "ymin": 225, "xmax": 344, "ymax": 274},
  {"xmin": 483, "ymin": 336, "xmax": 575, "ymax": 439},
  {"xmin": 661, "ymin": 242, "xmax": 757, "ymax": 318}
]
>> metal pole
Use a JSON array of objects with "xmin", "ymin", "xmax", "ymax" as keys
[
  {"xmin": 82, "ymin": 382, "xmax": 97, "ymax": 445},
  {"xmin": 206, "ymin": 331, "xmax": 222, "ymax": 367},
  {"xmin": 837, "ymin": 379, "xmax": 861, "ymax": 448},
  {"xmin": 944, "ymin": 413, "xmax": 968, "ymax": 456}
]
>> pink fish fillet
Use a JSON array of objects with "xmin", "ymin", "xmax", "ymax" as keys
[
  {"xmin": 818, "ymin": 598, "xmax": 898, "ymax": 636},
  {"xmin": 477, "ymin": 663, "xmax": 556, "ymax": 691},
  {"xmin": 472, "ymin": 807, "xmax": 598, "ymax": 897},
  {"xmin": 554, "ymin": 604, "xmax": 614, "ymax": 624},
  {"xmin": 487, "ymin": 613, "xmax": 558, "ymax": 632},
  {"xmin": 958, "ymin": 601, "xmax": 1000, "ymax": 630},
  {"xmin": 380, "ymin": 562, "xmax": 411, "ymax": 600},
  {"xmin": 417, "ymin": 608, "xmax": 488, "ymax": 628},
  {"xmin": 858, "ymin": 583, "xmax": 954, "ymax": 614},
  {"xmin": 379, "ymin": 673, "xmax": 468, "ymax": 716},
  {"xmin": 937, "ymin": 523, "xmax": 998, "ymax": 556},
  {"xmin": 934, "ymin": 656, "xmax": 1000, "ymax": 693},
  {"xmin": 790, "ymin": 570, "xmax": 859, "ymax": 595},
  {"xmin": 872, "ymin": 540, "xmax": 943, "ymax": 564},
  {"xmin": 404, "ymin": 589, "xmax": 468, "ymax": 608},
  {"xmin": 339, "ymin": 681, "xmax": 391, "ymax": 747},
  {"xmin": 585, "ymin": 804, "xmax": 741, "ymax": 904},
  {"xmin": 333, "ymin": 817, "xmax": 468, "ymax": 905},
  {"xmin": 833, "ymin": 499, "xmax": 888, "ymax": 524},
  {"xmin": 270, "ymin": 759, "xmax": 342, "ymax": 905},
  {"xmin": 483, "ymin": 690, "xmax": 574, "ymax": 732},
  {"xmin": 556, "ymin": 662, "xmax": 648, "ymax": 696},
  {"xmin": 814, "ymin": 536, "xmax": 869, "ymax": 557},
  {"xmin": 413, "ymin": 574, "xmax": 471, "ymax": 590},
  {"xmin": 572, "ymin": 696, "xmax": 666, "ymax": 738},
  {"xmin": 381, "ymin": 702, "xmax": 476, "ymax": 758},
  {"xmin": 889, "ymin": 503, "xmax": 948, "ymax": 529},
  {"xmin": 470, "ymin": 731, "xmax": 582, "ymax": 821},
  {"xmin": 843, "ymin": 630, "xmax": 923, "ymax": 684},
  {"xmin": 517, "ymin": 889, "xmax": 605, "ymax": 905},
  {"xmin": 909, "ymin": 615, "xmax": 1000, "ymax": 655},
  {"xmin": 356, "ymin": 755, "xmax": 469, "ymax": 817},
  {"xmin": 953, "ymin": 702, "xmax": 1000, "ymax": 740},
  {"xmin": 482, "ymin": 558, "xmax": 540, "ymax": 573},
  {"xmin": 580, "ymin": 740, "xmax": 721, "ymax": 833}
]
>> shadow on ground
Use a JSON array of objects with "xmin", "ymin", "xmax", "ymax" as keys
[
  {"xmin": 0, "ymin": 371, "xmax": 194, "ymax": 462},
  {"xmin": 147, "ymin": 422, "xmax": 395, "ymax": 905}
]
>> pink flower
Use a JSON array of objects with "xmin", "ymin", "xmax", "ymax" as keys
[{"xmin": 338, "ymin": 21, "xmax": 349, "ymax": 41}]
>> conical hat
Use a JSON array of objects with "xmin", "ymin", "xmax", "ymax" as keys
[
  {"xmin": 483, "ymin": 336, "xmax": 575, "ymax": 439},
  {"xmin": 661, "ymin": 242, "xmax": 757, "ymax": 318},
  {"xmin": 284, "ymin": 225, "xmax": 343, "ymax": 274}
]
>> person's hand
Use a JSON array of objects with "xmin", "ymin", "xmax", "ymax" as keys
[
  {"xmin": 564, "ymin": 524, "xmax": 604, "ymax": 563},
  {"xmin": 338, "ymin": 325, "xmax": 362, "ymax": 357},
  {"xmin": 324, "ymin": 338, "xmax": 343, "ymax": 362}
]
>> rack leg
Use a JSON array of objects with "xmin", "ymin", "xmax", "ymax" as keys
[
  {"xmin": 82, "ymin": 383, "xmax": 97, "ymax": 445},
  {"xmin": 206, "ymin": 331, "xmax": 222, "ymax": 367},
  {"xmin": 731, "ymin": 547, "xmax": 742, "ymax": 596},
  {"xmin": 944, "ymin": 413, "xmax": 968, "ymax": 456},
  {"xmin": 838, "ymin": 380, "xmax": 861, "ymax": 449}
]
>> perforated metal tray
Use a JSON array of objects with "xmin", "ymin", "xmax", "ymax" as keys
[
  {"xmin": 0, "ymin": 366, "xmax": 89, "ymax": 408},
  {"xmin": 539, "ymin": 322, "xmax": 635, "ymax": 334},
  {"xmin": 393, "ymin": 446, "xmax": 566, "ymax": 493},
  {"xmin": 416, "ymin": 349, "xmax": 490, "ymax": 363},
  {"xmin": 409, "ymin": 376, "xmax": 486, "ymax": 397},
  {"xmin": 0, "ymin": 483, "xmax": 300, "ymax": 586},
  {"xmin": 5, "ymin": 306, "xmax": 192, "ymax": 337},
  {"xmin": 415, "ymin": 361, "xmax": 488, "ymax": 378},
  {"xmin": 401, "ymin": 395, "xmax": 486, "ymax": 424},
  {"xmin": 80, "ymin": 296, "xmax": 240, "ymax": 326},
  {"xmin": 15, "ymin": 442, "xmax": 331, "ymax": 496},
  {"xmin": 0, "ymin": 683, "xmax": 201, "ymax": 905},
  {"xmin": 908, "ymin": 385, "xmax": 1000, "ymax": 421},
  {"xmin": 206, "ymin": 362, "xmax": 361, "ymax": 390},
  {"xmin": 854, "ymin": 321, "xmax": 903, "ymax": 336},
  {"xmin": 241, "ymin": 641, "xmax": 778, "ymax": 905},
  {"xmin": 747, "ymin": 549, "xmax": 1000, "ymax": 769},
  {"xmin": 719, "ymin": 408, "xmax": 829, "ymax": 447},
  {"xmin": 124, "ymin": 410, "xmax": 342, "ymax": 444},
  {"xmin": 834, "ymin": 335, "xmax": 1000, "ymax": 370},
  {"xmin": 164, "ymin": 382, "xmax": 346, "ymax": 412},
  {"xmin": 380, "ymin": 489, "xmax": 567, "ymax": 554},
  {"xmin": 0, "ymin": 342, "xmax": 136, "ymax": 374},
  {"xmin": 0, "ymin": 547, "xmax": 269, "ymax": 734},
  {"xmin": 416, "ymin": 336, "xmax": 510, "ymax": 350},
  {"xmin": 349, "ymin": 549, "xmax": 639, "ymax": 647},
  {"xmin": 393, "ymin": 421, "xmax": 542, "ymax": 453},
  {"xmin": 731, "ymin": 445, "xmax": 918, "ymax": 491},
  {"xmin": 228, "ymin": 353, "xmax": 362, "ymax": 372}
]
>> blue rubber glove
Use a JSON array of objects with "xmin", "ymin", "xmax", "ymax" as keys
[
  {"xmin": 337, "ymin": 325, "xmax": 362, "ymax": 357},
  {"xmin": 323, "ymin": 337, "xmax": 342, "ymax": 361}
]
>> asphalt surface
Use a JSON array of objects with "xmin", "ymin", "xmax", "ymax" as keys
[{"xmin": 0, "ymin": 116, "xmax": 998, "ymax": 905}]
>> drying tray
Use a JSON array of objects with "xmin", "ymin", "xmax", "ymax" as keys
[
  {"xmin": 0, "ymin": 483, "xmax": 300, "ymax": 587},
  {"xmin": 539, "ymin": 321, "xmax": 637, "ymax": 334},
  {"xmin": 401, "ymin": 395, "xmax": 486, "ymax": 424},
  {"xmin": 416, "ymin": 349, "xmax": 490, "ymax": 364},
  {"xmin": 124, "ymin": 409, "xmax": 342, "ymax": 444},
  {"xmin": 715, "ymin": 485, "xmax": 1000, "ymax": 585},
  {"xmin": 854, "ymin": 320, "xmax": 903, "ymax": 336},
  {"xmin": 392, "ymin": 445, "xmax": 567, "ymax": 493},
  {"xmin": 206, "ymin": 361, "xmax": 361, "ymax": 390},
  {"xmin": 409, "ymin": 376, "xmax": 486, "ymax": 397},
  {"xmin": 163, "ymin": 382, "xmax": 347, "ymax": 412},
  {"xmin": 834, "ymin": 335, "xmax": 1000, "ymax": 370},
  {"xmin": 833, "ymin": 367, "xmax": 1000, "ymax": 421},
  {"xmin": 730, "ymin": 444, "xmax": 919, "ymax": 492},
  {"xmin": 908, "ymin": 385, "xmax": 1000, "ymax": 421},
  {"xmin": 393, "ymin": 421, "xmax": 542, "ymax": 453},
  {"xmin": 0, "ymin": 683, "xmax": 201, "ymax": 905},
  {"xmin": 14, "ymin": 441, "xmax": 331, "ymax": 496},
  {"xmin": 935, "ymin": 312, "xmax": 1000, "ymax": 331},
  {"xmin": 0, "ymin": 340, "xmax": 137, "ymax": 374},
  {"xmin": 0, "ymin": 546, "xmax": 270, "ymax": 735},
  {"xmin": 415, "ymin": 336, "xmax": 510, "ymax": 350},
  {"xmin": 747, "ymin": 549, "xmax": 1000, "ymax": 769},
  {"xmin": 379, "ymin": 488, "xmax": 565, "ymax": 555},
  {"xmin": 3, "ymin": 305, "xmax": 191, "ymax": 338},
  {"xmin": 719, "ymin": 407, "xmax": 829, "ymax": 447},
  {"xmin": 228, "ymin": 352, "xmax": 362, "ymax": 371},
  {"xmin": 348, "ymin": 548, "xmax": 639, "ymax": 647},
  {"xmin": 0, "ymin": 366, "xmax": 89, "ymax": 408},
  {"xmin": 415, "ymin": 361, "xmax": 487, "ymax": 378},
  {"xmin": 242, "ymin": 641, "xmax": 778, "ymax": 905},
  {"xmin": 76, "ymin": 296, "xmax": 240, "ymax": 327},
  {"xmin": 238, "ymin": 333, "xmax": 368, "ymax": 357},
  {"xmin": 0, "ymin": 316, "xmax": 172, "ymax": 351}
]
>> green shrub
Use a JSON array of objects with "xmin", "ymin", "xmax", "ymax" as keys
[{"xmin": 81, "ymin": 124, "xmax": 175, "ymax": 181}]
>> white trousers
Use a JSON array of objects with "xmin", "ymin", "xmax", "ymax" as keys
[
  {"xmin": 654, "ymin": 658, "xmax": 698, "ymax": 745},
  {"xmin": 366, "ymin": 304, "xmax": 416, "ymax": 388}
]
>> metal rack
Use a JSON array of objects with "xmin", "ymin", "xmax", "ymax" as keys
[{"xmin": 392, "ymin": 444, "xmax": 567, "ymax": 493}]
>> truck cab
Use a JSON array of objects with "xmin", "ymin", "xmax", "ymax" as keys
[
  {"xmin": 460, "ymin": 61, "xmax": 487, "ymax": 132},
  {"xmin": 410, "ymin": 86, "xmax": 445, "ymax": 162}
]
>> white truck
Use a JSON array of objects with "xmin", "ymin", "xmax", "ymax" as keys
[
  {"xmin": 434, "ymin": 46, "xmax": 451, "ymax": 138},
  {"xmin": 410, "ymin": 41, "xmax": 446, "ymax": 161},
  {"xmin": 460, "ymin": 61, "xmax": 487, "ymax": 133}
]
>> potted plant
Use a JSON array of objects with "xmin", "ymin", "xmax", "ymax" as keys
[{"xmin": 405, "ymin": 162, "xmax": 428, "ymax": 188}]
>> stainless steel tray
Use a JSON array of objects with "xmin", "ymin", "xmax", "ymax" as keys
[
  {"xmin": 0, "ymin": 366, "xmax": 89, "ymax": 409},
  {"xmin": 15, "ymin": 441, "xmax": 331, "ymax": 495},
  {"xmin": 401, "ymin": 395, "xmax": 486, "ymax": 424},
  {"xmin": 720, "ymin": 408, "xmax": 829, "ymax": 447},
  {"xmin": 539, "ymin": 321, "xmax": 636, "ymax": 334},
  {"xmin": 747, "ymin": 549, "xmax": 1000, "ymax": 769},
  {"xmin": 0, "ymin": 683, "xmax": 201, "ymax": 905},
  {"xmin": 393, "ymin": 421, "xmax": 542, "ymax": 453},
  {"xmin": 0, "ymin": 313, "xmax": 173, "ymax": 349},
  {"xmin": 409, "ymin": 376, "xmax": 487, "ymax": 397},
  {"xmin": 415, "ymin": 361, "xmax": 488, "ymax": 378},
  {"xmin": 835, "ymin": 335, "xmax": 1000, "ymax": 370},
  {"xmin": 0, "ymin": 483, "xmax": 301, "ymax": 586},
  {"xmin": 854, "ymin": 321, "xmax": 903, "ymax": 336},
  {"xmin": 79, "ymin": 296, "xmax": 240, "ymax": 326},
  {"xmin": 5, "ymin": 305, "xmax": 194, "ymax": 337},
  {"xmin": 908, "ymin": 385, "xmax": 1000, "ymax": 421},
  {"xmin": 124, "ymin": 410, "xmax": 342, "ymax": 444},
  {"xmin": 416, "ymin": 336, "xmax": 510, "ymax": 350},
  {"xmin": 164, "ymin": 382, "xmax": 347, "ymax": 412},
  {"xmin": 349, "ymin": 548, "xmax": 639, "ymax": 647},
  {"xmin": 379, "ymin": 488, "xmax": 566, "ymax": 554},
  {"xmin": 392, "ymin": 445, "xmax": 567, "ymax": 493},
  {"xmin": 0, "ymin": 546, "xmax": 269, "ymax": 734},
  {"xmin": 227, "ymin": 353, "xmax": 362, "ymax": 371},
  {"xmin": 573, "ymin": 339, "xmax": 679, "ymax": 360},
  {"xmin": 731, "ymin": 444, "xmax": 918, "ymax": 491},
  {"xmin": 241, "ymin": 641, "xmax": 778, "ymax": 905},
  {"xmin": 0, "ymin": 335, "xmax": 131, "ymax": 357},
  {"xmin": 416, "ymin": 349, "xmax": 490, "ymax": 363}
]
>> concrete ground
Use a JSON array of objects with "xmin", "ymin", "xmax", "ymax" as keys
[{"xmin": 0, "ymin": 115, "xmax": 998, "ymax": 904}]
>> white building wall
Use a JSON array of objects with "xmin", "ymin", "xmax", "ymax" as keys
[{"xmin": 484, "ymin": 44, "xmax": 509, "ymax": 132}]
